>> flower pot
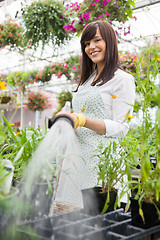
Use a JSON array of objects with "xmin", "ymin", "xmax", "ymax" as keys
[
  {"xmin": 130, "ymin": 197, "xmax": 160, "ymax": 229},
  {"xmin": 0, "ymin": 187, "xmax": 19, "ymax": 239},
  {"xmin": 16, "ymin": 180, "xmax": 56, "ymax": 220},
  {"xmin": 81, "ymin": 187, "xmax": 117, "ymax": 216}
]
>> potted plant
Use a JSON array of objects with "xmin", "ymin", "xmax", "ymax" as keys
[
  {"xmin": 0, "ymin": 120, "xmax": 20, "ymax": 239},
  {"xmin": 63, "ymin": 0, "xmax": 136, "ymax": 37},
  {"xmin": 120, "ymin": 50, "xmax": 160, "ymax": 229},
  {"xmin": 1, "ymin": 114, "xmax": 56, "ymax": 220},
  {"xmin": 0, "ymin": 19, "xmax": 25, "ymax": 51},
  {"xmin": 81, "ymin": 140, "xmax": 130, "ymax": 216},
  {"xmin": 22, "ymin": 0, "xmax": 71, "ymax": 51}
]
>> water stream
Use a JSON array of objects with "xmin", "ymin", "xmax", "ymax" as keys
[{"xmin": 18, "ymin": 118, "xmax": 80, "ymax": 220}]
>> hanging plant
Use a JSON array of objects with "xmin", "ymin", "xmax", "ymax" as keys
[
  {"xmin": 63, "ymin": 0, "xmax": 136, "ymax": 37},
  {"xmin": 27, "ymin": 91, "xmax": 52, "ymax": 111},
  {"xmin": 6, "ymin": 71, "xmax": 31, "ymax": 93},
  {"xmin": 22, "ymin": 0, "xmax": 71, "ymax": 50},
  {"xmin": 0, "ymin": 19, "xmax": 25, "ymax": 50}
]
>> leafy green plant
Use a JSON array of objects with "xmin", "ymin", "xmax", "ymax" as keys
[
  {"xmin": 53, "ymin": 90, "xmax": 73, "ymax": 117},
  {"xmin": 1, "ymin": 115, "xmax": 47, "ymax": 181},
  {"xmin": 94, "ymin": 140, "xmax": 129, "ymax": 214},
  {"xmin": 120, "ymin": 49, "xmax": 160, "ymax": 222},
  {"xmin": 22, "ymin": 0, "xmax": 71, "ymax": 50}
]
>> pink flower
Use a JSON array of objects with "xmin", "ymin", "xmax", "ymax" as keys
[
  {"xmin": 133, "ymin": 16, "xmax": 137, "ymax": 21},
  {"xmin": 72, "ymin": 66, "xmax": 76, "ymax": 70},
  {"xmin": 105, "ymin": 12, "xmax": 111, "ymax": 16},
  {"xmin": 9, "ymin": 32, "xmax": 13, "ymax": 36},
  {"xmin": 98, "ymin": 14, "xmax": 103, "ymax": 19},
  {"xmin": 95, "ymin": 0, "xmax": 100, "ymax": 1},
  {"xmin": 103, "ymin": 1, "xmax": 107, "ymax": 5},
  {"xmin": 83, "ymin": 12, "xmax": 91, "ymax": 19},
  {"xmin": 17, "ymin": 33, "xmax": 21, "ymax": 37},
  {"xmin": 91, "ymin": 3, "xmax": 96, "ymax": 6}
]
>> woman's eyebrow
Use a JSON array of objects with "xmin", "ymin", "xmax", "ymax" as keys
[{"xmin": 85, "ymin": 35, "xmax": 102, "ymax": 43}]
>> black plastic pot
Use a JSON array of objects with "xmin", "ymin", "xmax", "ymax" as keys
[
  {"xmin": 130, "ymin": 197, "xmax": 160, "ymax": 229},
  {"xmin": 81, "ymin": 187, "xmax": 117, "ymax": 216},
  {"xmin": 16, "ymin": 180, "xmax": 56, "ymax": 220}
]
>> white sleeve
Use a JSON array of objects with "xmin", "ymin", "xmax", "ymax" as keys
[{"xmin": 104, "ymin": 75, "xmax": 136, "ymax": 137}]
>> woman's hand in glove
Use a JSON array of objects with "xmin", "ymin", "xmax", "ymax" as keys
[
  {"xmin": 55, "ymin": 111, "xmax": 86, "ymax": 129},
  {"xmin": 71, "ymin": 113, "xmax": 86, "ymax": 129}
]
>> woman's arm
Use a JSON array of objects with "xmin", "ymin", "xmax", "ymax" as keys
[{"xmin": 84, "ymin": 117, "xmax": 106, "ymax": 135}]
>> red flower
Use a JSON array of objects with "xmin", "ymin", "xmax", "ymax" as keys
[
  {"xmin": 17, "ymin": 33, "xmax": 21, "ymax": 37},
  {"xmin": 9, "ymin": 33, "xmax": 13, "ymax": 36}
]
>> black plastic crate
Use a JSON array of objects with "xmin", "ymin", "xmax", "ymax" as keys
[{"xmin": 17, "ymin": 208, "xmax": 160, "ymax": 240}]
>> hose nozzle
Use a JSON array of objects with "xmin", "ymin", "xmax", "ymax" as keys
[{"xmin": 48, "ymin": 112, "xmax": 74, "ymax": 129}]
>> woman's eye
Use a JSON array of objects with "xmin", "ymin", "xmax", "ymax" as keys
[
  {"xmin": 85, "ymin": 42, "xmax": 90, "ymax": 46},
  {"xmin": 95, "ymin": 39, "xmax": 101, "ymax": 42}
]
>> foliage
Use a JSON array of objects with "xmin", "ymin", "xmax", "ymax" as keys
[
  {"xmin": 95, "ymin": 140, "xmax": 129, "ymax": 213},
  {"xmin": 1, "ymin": 114, "xmax": 47, "ymax": 181},
  {"xmin": 52, "ymin": 90, "xmax": 73, "ymax": 118},
  {"xmin": 7, "ymin": 71, "xmax": 31, "ymax": 93},
  {"xmin": 120, "ymin": 51, "xmax": 160, "ymax": 221},
  {"xmin": 0, "ymin": 19, "xmax": 25, "ymax": 50},
  {"xmin": 63, "ymin": 0, "xmax": 136, "ymax": 37},
  {"xmin": 22, "ymin": 0, "xmax": 71, "ymax": 50},
  {"xmin": 27, "ymin": 91, "xmax": 52, "ymax": 111},
  {"xmin": 120, "ymin": 52, "xmax": 138, "ymax": 75},
  {"xmin": 57, "ymin": 90, "xmax": 73, "ymax": 109},
  {"xmin": 139, "ymin": 37, "xmax": 160, "ymax": 73}
]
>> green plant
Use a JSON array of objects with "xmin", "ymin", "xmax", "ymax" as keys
[
  {"xmin": 6, "ymin": 71, "xmax": 30, "ymax": 93},
  {"xmin": 1, "ymin": 114, "xmax": 47, "ymax": 181},
  {"xmin": 139, "ymin": 38, "xmax": 160, "ymax": 73},
  {"xmin": 63, "ymin": 0, "xmax": 136, "ymax": 37},
  {"xmin": 120, "ymin": 50, "xmax": 160, "ymax": 222},
  {"xmin": 94, "ymin": 140, "xmax": 129, "ymax": 214},
  {"xmin": 22, "ymin": 0, "xmax": 71, "ymax": 50},
  {"xmin": 54, "ymin": 90, "xmax": 73, "ymax": 115}
]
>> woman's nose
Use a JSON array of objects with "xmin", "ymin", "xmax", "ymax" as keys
[{"xmin": 89, "ymin": 41, "xmax": 95, "ymax": 49}]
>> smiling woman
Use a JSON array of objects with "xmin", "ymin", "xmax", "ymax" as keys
[{"xmin": 55, "ymin": 20, "xmax": 136, "ymax": 208}]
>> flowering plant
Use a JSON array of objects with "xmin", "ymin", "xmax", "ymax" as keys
[
  {"xmin": 22, "ymin": 0, "xmax": 71, "ymax": 50},
  {"xmin": 63, "ymin": 0, "xmax": 136, "ymax": 37},
  {"xmin": 50, "ymin": 55, "xmax": 81, "ymax": 82},
  {"xmin": 27, "ymin": 91, "xmax": 52, "ymax": 111},
  {"xmin": 120, "ymin": 52, "xmax": 138, "ymax": 75},
  {"xmin": 0, "ymin": 19, "xmax": 24, "ymax": 50}
]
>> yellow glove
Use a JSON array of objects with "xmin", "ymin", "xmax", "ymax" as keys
[{"xmin": 72, "ymin": 113, "xmax": 86, "ymax": 129}]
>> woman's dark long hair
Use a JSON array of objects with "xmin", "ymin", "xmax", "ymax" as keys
[{"xmin": 75, "ymin": 21, "xmax": 120, "ymax": 91}]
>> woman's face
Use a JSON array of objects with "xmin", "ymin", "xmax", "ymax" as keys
[{"xmin": 84, "ymin": 28, "xmax": 106, "ymax": 70}]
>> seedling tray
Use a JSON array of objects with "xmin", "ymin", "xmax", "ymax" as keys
[{"xmin": 17, "ymin": 208, "xmax": 160, "ymax": 240}]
